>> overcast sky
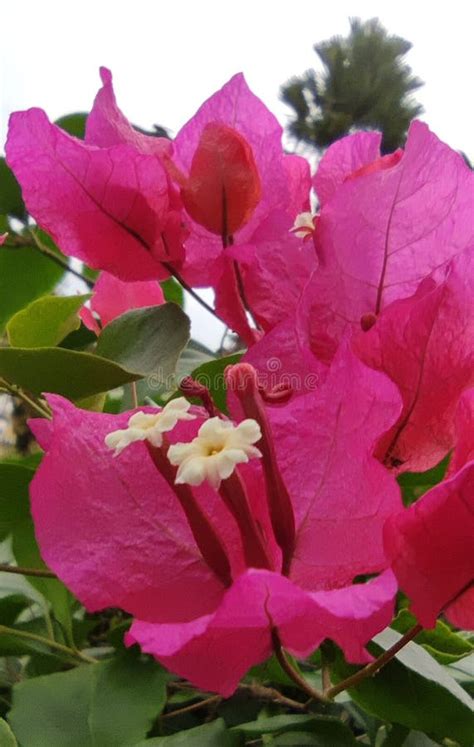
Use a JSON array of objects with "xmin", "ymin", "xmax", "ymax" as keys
[{"xmin": 2, "ymin": 0, "xmax": 473, "ymax": 346}]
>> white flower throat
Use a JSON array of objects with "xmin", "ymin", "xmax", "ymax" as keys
[{"xmin": 105, "ymin": 402, "xmax": 262, "ymax": 488}]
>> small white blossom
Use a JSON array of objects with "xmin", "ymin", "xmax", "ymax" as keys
[
  {"xmin": 105, "ymin": 397, "xmax": 195, "ymax": 456},
  {"xmin": 168, "ymin": 417, "xmax": 262, "ymax": 489},
  {"xmin": 290, "ymin": 211, "xmax": 316, "ymax": 239}
]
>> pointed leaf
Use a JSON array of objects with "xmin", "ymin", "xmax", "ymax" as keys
[
  {"xmin": 331, "ymin": 628, "xmax": 474, "ymax": 745},
  {"xmin": 0, "ymin": 347, "xmax": 140, "ymax": 400},
  {"xmin": 95, "ymin": 303, "xmax": 190, "ymax": 383},
  {"xmin": 7, "ymin": 294, "xmax": 90, "ymax": 348}
]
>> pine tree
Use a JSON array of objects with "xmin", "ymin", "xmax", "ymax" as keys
[{"xmin": 281, "ymin": 17, "xmax": 423, "ymax": 153}]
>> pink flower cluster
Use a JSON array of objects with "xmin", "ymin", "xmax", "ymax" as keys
[{"xmin": 6, "ymin": 69, "xmax": 474, "ymax": 696}]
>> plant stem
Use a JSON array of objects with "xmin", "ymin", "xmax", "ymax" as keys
[
  {"xmin": 130, "ymin": 381, "xmax": 139, "ymax": 408},
  {"xmin": 0, "ymin": 563, "xmax": 56, "ymax": 578},
  {"xmin": 162, "ymin": 694, "xmax": 221, "ymax": 719},
  {"xmin": 325, "ymin": 624, "xmax": 423, "ymax": 699},
  {"xmin": 0, "ymin": 624, "xmax": 97, "ymax": 664},
  {"xmin": 0, "ymin": 379, "xmax": 52, "ymax": 419},
  {"xmin": 162, "ymin": 262, "xmax": 220, "ymax": 320},
  {"xmin": 272, "ymin": 630, "xmax": 329, "ymax": 704}
]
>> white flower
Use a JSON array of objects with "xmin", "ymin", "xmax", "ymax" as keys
[
  {"xmin": 105, "ymin": 397, "xmax": 195, "ymax": 456},
  {"xmin": 290, "ymin": 211, "xmax": 316, "ymax": 239},
  {"xmin": 168, "ymin": 417, "xmax": 262, "ymax": 489}
]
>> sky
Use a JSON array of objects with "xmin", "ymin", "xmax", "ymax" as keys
[{"xmin": 1, "ymin": 0, "xmax": 473, "ymax": 346}]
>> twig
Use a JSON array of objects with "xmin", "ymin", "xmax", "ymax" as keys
[
  {"xmin": 162, "ymin": 694, "xmax": 221, "ymax": 719},
  {"xmin": 0, "ymin": 624, "xmax": 97, "ymax": 664},
  {"xmin": 162, "ymin": 262, "xmax": 219, "ymax": 320},
  {"xmin": 240, "ymin": 683, "xmax": 308, "ymax": 712},
  {"xmin": 272, "ymin": 630, "xmax": 329, "ymax": 704},
  {"xmin": 0, "ymin": 379, "xmax": 51, "ymax": 419},
  {"xmin": 0, "ymin": 563, "xmax": 56, "ymax": 579},
  {"xmin": 325, "ymin": 624, "xmax": 423, "ymax": 699}
]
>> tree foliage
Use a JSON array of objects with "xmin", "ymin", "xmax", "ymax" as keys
[{"xmin": 281, "ymin": 17, "xmax": 424, "ymax": 152}]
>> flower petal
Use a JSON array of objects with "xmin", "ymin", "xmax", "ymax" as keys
[{"xmin": 127, "ymin": 568, "xmax": 396, "ymax": 696}]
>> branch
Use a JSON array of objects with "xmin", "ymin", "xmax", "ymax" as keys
[
  {"xmin": 325, "ymin": 624, "xmax": 423, "ymax": 699},
  {"xmin": 0, "ymin": 624, "xmax": 97, "ymax": 664},
  {"xmin": 0, "ymin": 563, "xmax": 56, "ymax": 579}
]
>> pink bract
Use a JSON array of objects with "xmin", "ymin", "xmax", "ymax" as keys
[
  {"xmin": 172, "ymin": 74, "xmax": 313, "ymax": 342},
  {"xmin": 384, "ymin": 462, "xmax": 474, "ymax": 630},
  {"xmin": 29, "ymin": 344, "xmax": 401, "ymax": 695},
  {"xmin": 6, "ymin": 108, "xmax": 184, "ymax": 282},
  {"xmin": 354, "ymin": 250, "xmax": 474, "ymax": 473},
  {"xmin": 79, "ymin": 271, "xmax": 165, "ymax": 334},
  {"xmin": 306, "ymin": 121, "xmax": 474, "ymax": 356},
  {"xmin": 85, "ymin": 67, "xmax": 172, "ymax": 158}
]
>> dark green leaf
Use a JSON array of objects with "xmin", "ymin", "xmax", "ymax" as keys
[
  {"xmin": 392, "ymin": 609, "xmax": 473, "ymax": 664},
  {"xmin": 134, "ymin": 719, "xmax": 239, "ymax": 746},
  {"xmin": 7, "ymin": 295, "xmax": 90, "ymax": 348},
  {"xmin": 9, "ymin": 665, "xmax": 94, "ymax": 746},
  {"xmin": 0, "ymin": 462, "xmax": 72, "ymax": 638},
  {"xmin": 0, "ymin": 717, "xmax": 18, "ymax": 747},
  {"xmin": 0, "ymin": 462, "xmax": 33, "ymax": 539},
  {"xmin": 232, "ymin": 715, "xmax": 356, "ymax": 744},
  {"xmin": 397, "ymin": 456, "xmax": 450, "ymax": 507},
  {"xmin": 0, "ymin": 158, "xmax": 25, "ymax": 218},
  {"xmin": 55, "ymin": 113, "xmax": 87, "ymax": 139},
  {"xmin": 0, "ymin": 245, "xmax": 64, "ymax": 332},
  {"xmin": 331, "ymin": 629, "xmax": 474, "ymax": 745},
  {"xmin": 96, "ymin": 304, "xmax": 190, "ymax": 385},
  {"xmin": 0, "ymin": 347, "xmax": 140, "ymax": 400},
  {"xmin": 161, "ymin": 278, "xmax": 184, "ymax": 307},
  {"xmin": 0, "ymin": 594, "xmax": 32, "ymax": 626},
  {"xmin": 89, "ymin": 653, "xmax": 168, "ymax": 747},
  {"xmin": 269, "ymin": 732, "xmax": 348, "ymax": 746}
]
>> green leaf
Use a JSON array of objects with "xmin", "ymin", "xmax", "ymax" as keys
[
  {"xmin": 161, "ymin": 278, "xmax": 184, "ymax": 307},
  {"xmin": 0, "ymin": 717, "xmax": 18, "ymax": 747},
  {"xmin": 9, "ymin": 666, "xmax": 95, "ymax": 747},
  {"xmin": 0, "ymin": 158, "xmax": 25, "ymax": 218},
  {"xmin": 7, "ymin": 294, "xmax": 90, "ymax": 348},
  {"xmin": 0, "ymin": 245, "xmax": 64, "ymax": 332},
  {"xmin": 0, "ymin": 347, "xmax": 140, "ymax": 400},
  {"xmin": 331, "ymin": 629, "xmax": 474, "ymax": 745},
  {"xmin": 447, "ymin": 654, "xmax": 474, "ymax": 696},
  {"xmin": 134, "ymin": 719, "xmax": 239, "ymax": 746},
  {"xmin": 0, "ymin": 462, "xmax": 73, "ymax": 639},
  {"xmin": 191, "ymin": 353, "xmax": 243, "ymax": 414},
  {"xmin": 392, "ymin": 609, "xmax": 473, "ymax": 664},
  {"xmin": 0, "ymin": 594, "xmax": 33, "ymax": 626},
  {"xmin": 0, "ymin": 462, "xmax": 34, "ymax": 540},
  {"xmin": 232, "ymin": 715, "xmax": 356, "ymax": 745},
  {"xmin": 269, "ymin": 733, "xmax": 349, "ymax": 746},
  {"xmin": 55, "ymin": 113, "xmax": 87, "ymax": 139},
  {"xmin": 397, "ymin": 456, "xmax": 450, "ymax": 507},
  {"xmin": 96, "ymin": 304, "xmax": 190, "ymax": 386},
  {"xmin": 89, "ymin": 653, "xmax": 168, "ymax": 747}
]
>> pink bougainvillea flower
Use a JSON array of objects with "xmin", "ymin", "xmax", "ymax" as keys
[
  {"xmin": 313, "ymin": 130, "xmax": 383, "ymax": 207},
  {"xmin": 6, "ymin": 93, "xmax": 185, "ymax": 281},
  {"xmin": 171, "ymin": 73, "xmax": 313, "ymax": 342},
  {"xmin": 354, "ymin": 250, "xmax": 474, "ymax": 473},
  {"xmin": 384, "ymin": 390, "xmax": 474, "ymax": 631},
  {"xmin": 85, "ymin": 67, "xmax": 173, "ymax": 158},
  {"xmin": 79, "ymin": 271, "xmax": 164, "ymax": 334},
  {"xmin": 384, "ymin": 462, "xmax": 474, "ymax": 631},
  {"xmin": 305, "ymin": 121, "xmax": 474, "ymax": 357},
  {"xmin": 29, "ymin": 344, "xmax": 401, "ymax": 696},
  {"xmin": 448, "ymin": 388, "xmax": 474, "ymax": 477}
]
